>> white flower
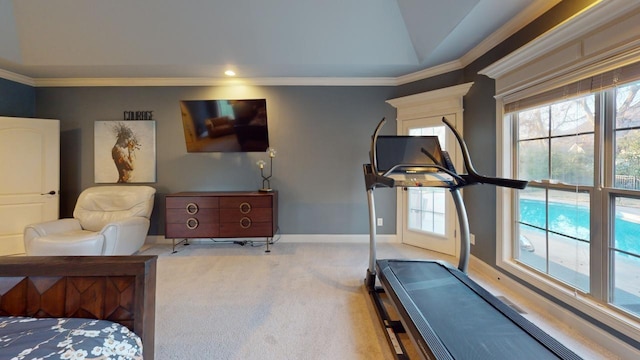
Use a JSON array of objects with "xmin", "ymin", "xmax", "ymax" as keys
[
  {"xmin": 91, "ymin": 346, "xmax": 103, "ymax": 356},
  {"xmin": 60, "ymin": 349, "xmax": 88, "ymax": 360},
  {"xmin": 83, "ymin": 330, "xmax": 101, "ymax": 338},
  {"xmin": 57, "ymin": 339, "xmax": 73, "ymax": 348},
  {"xmin": 18, "ymin": 348, "xmax": 33, "ymax": 356},
  {"xmin": 102, "ymin": 347, "xmax": 114, "ymax": 356},
  {"xmin": 71, "ymin": 329, "xmax": 85, "ymax": 336},
  {"xmin": 102, "ymin": 326, "xmax": 117, "ymax": 334},
  {"xmin": 114, "ymin": 341, "xmax": 133, "ymax": 355},
  {"xmin": 104, "ymin": 335, "xmax": 117, "ymax": 349}
]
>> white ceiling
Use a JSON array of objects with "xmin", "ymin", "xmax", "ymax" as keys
[{"xmin": 0, "ymin": 0, "xmax": 556, "ymax": 83}]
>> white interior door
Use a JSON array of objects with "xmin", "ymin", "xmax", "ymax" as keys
[
  {"xmin": 400, "ymin": 115, "xmax": 459, "ymax": 256},
  {"xmin": 0, "ymin": 117, "xmax": 59, "ymax": 255}
]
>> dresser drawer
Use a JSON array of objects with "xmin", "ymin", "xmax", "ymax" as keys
[
  {"xmin": 165, "ymin": 208, "xmax": 219, "ymax": 224},
  {"xmin": 219, "ymin": 208, "xmax": 272, "ymax": 223},
  {"xmin": 166, "ymin": 196, "xmax": 219, "ymax": 210},
  {"xmin": 166, "ymin": 222, "xmax": 220, "ymax": 238},
  {"xmin": 219, "ymin": 196, "xmax": 272, "ymax": 209},
  {"xmin": 219, "ymin": 221, "xmax": 274, "ymax": 237}
]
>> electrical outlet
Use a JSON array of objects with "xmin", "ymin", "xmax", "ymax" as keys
[
  {"xmin": 377, "ymin": 218, "xmax": 383, "ymax": 226},
  {"xmin": 470, "ymin": 233, "xmax": 476, "ymax": 245}
]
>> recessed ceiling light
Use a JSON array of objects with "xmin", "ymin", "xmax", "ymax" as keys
[{"xmin": 224, "ymin": 70, "xmax": 236, "ymax": 76}]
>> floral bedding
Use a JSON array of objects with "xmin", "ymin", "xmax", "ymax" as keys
[{"xmin": 0, "ymin": 317, "xmax": 143, "ymax": 360}]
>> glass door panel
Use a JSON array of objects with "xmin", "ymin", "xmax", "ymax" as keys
[{"xmin": 401, "ymin": 115, "xmax": 458, "ymax": 256}]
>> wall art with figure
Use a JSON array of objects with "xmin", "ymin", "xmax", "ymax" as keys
[{"xmin": 94, "ymin": 120, "xmax": 156, "ymax": 183}]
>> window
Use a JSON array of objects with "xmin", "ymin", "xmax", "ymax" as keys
[
  {"xmin": 507, "ymin": 75, "xmax": 640, "ymax": 319},
  {"xmin": 407, "ymin": 126, "xmax": 447, "ymax": 235}
]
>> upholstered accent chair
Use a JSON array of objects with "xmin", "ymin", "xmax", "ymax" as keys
[{"xmin": 24, "ymin": 186, "xmax": 156, "ymax": 256}]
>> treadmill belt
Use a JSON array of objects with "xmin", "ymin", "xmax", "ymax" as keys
[{"xmin": 382, "ymin": 260, "xmax": 567, "ymax": 360}]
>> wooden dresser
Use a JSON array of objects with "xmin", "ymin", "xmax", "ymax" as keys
[{"xmin": 165, "ymin": 191, "xmax": 278, "ymax": 252}]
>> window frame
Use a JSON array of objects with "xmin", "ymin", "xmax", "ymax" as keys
[
  {"xmin": 513, "ymin": 92, "xmax": 602, "ymax": 293},
  {"xmin": 496, "ymin": 86, "xmax": 640, "ymax": 343}
]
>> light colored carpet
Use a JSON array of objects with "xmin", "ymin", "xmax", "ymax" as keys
[
  {"xmin": 139, "ymin": 242, "xmax": 433, "ymax": 360},
  {"xmin": 139, "ymin": 241, "xmax": 622, "ymax": 360}
]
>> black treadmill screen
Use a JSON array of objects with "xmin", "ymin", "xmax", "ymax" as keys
[{"xmin": 375, "ymin": 136, "xmax": 444, "ymax": 173}]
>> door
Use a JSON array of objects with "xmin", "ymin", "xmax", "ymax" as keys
[
  {"xmin": 400, "ymin": 115, "xmax": 459, "ymax": 256},
  {"xmin": 0, "ymin": 117, "xmax": 59, "ymax": 255}
]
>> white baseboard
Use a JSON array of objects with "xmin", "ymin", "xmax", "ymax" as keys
[
  {"xmin": 145, "ymin": 234, "xmax": 399, "ymax": 245},
  {"xmin": 277, "ymin": 234, "xmax": 398, "ymax": 243},
  {"xmin": 469, "ymin": 255, "xmax": 639, "ymax": 359}
]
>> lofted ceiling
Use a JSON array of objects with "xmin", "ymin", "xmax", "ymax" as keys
[{"xmin": 0, "ymin": 0, "xmax": 557, "ymax": 84}]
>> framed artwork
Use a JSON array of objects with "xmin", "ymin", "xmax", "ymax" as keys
[{"xmin": 94, "ymin": 120, "xmax": 156, "ymax": 183}]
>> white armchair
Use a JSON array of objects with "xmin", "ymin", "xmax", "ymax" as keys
[{"xmin": 24, "ymin": 186, "xmax": 156, "ymax": 256}]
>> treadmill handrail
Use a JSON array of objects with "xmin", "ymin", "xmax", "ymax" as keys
[
  {"xmin": 441, "ymin": 117, "xmax": 527, "ymax": 190},
  {"xmin": 369, "ymin": 117, "xmax": 386, "ymax": 175}
]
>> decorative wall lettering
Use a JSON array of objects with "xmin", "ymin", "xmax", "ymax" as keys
[{"xmin": 123, "ymin": 111, "xmax": 154, "ymax": 120}]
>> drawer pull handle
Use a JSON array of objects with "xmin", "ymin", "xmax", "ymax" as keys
[
  {"xmin": 186, "ymin": 203, "xmax": 199, "ymax": 214},
  {"xmin": 239, "ymin": 202, "xmax": 251, "ymax": 214},
  {"xmin": 186, "ymin": 217, "xmax": 199, "ymax": 230},
  {"xmin": 240, "ymin": 217, "xmax": 252, "ymax": 229}
]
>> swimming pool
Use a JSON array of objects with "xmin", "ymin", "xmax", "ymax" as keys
[{"xmin": 519, "ymin": 198, "xmax": 640, "ymax": 255}]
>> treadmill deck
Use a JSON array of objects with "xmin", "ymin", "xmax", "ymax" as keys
[{"xmin": 376, "ymin": 259, "xmax": 581, "ymax": 360}]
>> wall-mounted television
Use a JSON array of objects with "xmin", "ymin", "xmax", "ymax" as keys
[{"xmin": 180, "ymin": 99, "xmax": 269, "ymax": 152}]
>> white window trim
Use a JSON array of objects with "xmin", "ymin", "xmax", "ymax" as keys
[{"xmin": 482, "ymin": 0, "xmax": 640, "ymax": 344}]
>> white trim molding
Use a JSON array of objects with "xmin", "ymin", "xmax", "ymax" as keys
[
  {"xmin": 31, "ymin": 76, "xmax": 399, "ymax": 88},
  {"xmin": 395, "ymin": 60, "xmax": 463, "ymax": 86},
  {"xmin": 0, "ymin": 68, "xmax": 35, "ymax": 86},
  {"xmin": 480, "ymin": 0, "xmax": 640, "ymax": 99},
  {"xmin": 459, "ymin": 0, "xmax": 561, "ymax": 69},
  {"xmin": 386, "ymin": 82, "xmax": 474, "ymax": 120}
]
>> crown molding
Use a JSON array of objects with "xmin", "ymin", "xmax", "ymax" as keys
[
  {"xmin": 395, "ymin": 60, "xmax": 463, "ymax": 85},
  {"xmin": 479, "ymin": 0, "xmax": 639, "ymax": 80},
  {"xmin": 0, "ymin": 68, "xmax": 35, "ymax": 86},
  {"xmin": 386, "ymin": 82, "xmax": 474, "ymax": 109},
  {"xmin": 459, "ymin": 0, "xmax": 561, "ymax": 67},
  {"xmin": 31, "ymin": 76, "xmax": 398, "ymax": 87}
]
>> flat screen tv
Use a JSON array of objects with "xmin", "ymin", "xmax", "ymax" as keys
[{"xmin": 180, "ymin": 99, "xmax": 269, "ymax": 152}]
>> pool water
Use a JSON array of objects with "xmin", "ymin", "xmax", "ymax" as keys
[{"xmin": 519, "ymin": 199, "xmax": 640, "ymax": 255}]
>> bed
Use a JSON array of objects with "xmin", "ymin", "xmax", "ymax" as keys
[{"xmin": 0, "ymin": 255, "xmax": 156, "ymax": 359}]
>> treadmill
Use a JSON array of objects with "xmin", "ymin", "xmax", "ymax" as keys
[{"xmin": 363, "ymin": 117, "xmax": 582, "ymax": 360}]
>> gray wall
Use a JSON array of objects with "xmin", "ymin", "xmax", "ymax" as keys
[
  {"xmin": 35, "ymin": 86, "xmax": 398, "ymax": 236},
  {"xmin": 11, "ymin": 0, "xmax": 595, "ymax": 251},
  {"xmin": 0, "ymin": 78, "xmax": 35, "ymax": 117}
]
